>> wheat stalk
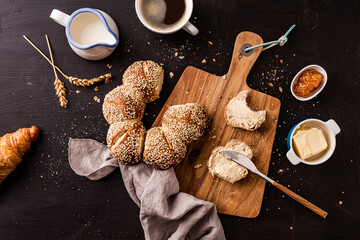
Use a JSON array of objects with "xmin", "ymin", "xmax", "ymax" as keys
[
  {"xmin": 23, "ymin": 35, "xmax": 112, "ymax": 87},
  {"xmin": 67, "ymin": 73, "xmax": 112, "ymax": 87},
  {"xmin": 45, "ymin": 35, "xmax": 68, "ymax": 108}
]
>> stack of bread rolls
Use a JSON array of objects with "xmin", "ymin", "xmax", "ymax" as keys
[
  {"xmin": 103, "ymin": 61, "xmax": 163, "ymax": 165},
  {"xmin": 103, "ymin": 61, "xmax": 208, "ymax": 170}
]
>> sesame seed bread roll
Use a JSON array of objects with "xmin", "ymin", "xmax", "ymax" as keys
[
  {"xmin": 143, "ymin": 127, "xmax": 187, "ymax": 170},
  {"xmin": 123, "ymin": 60, "xmax": 164, "ymax": 103},
  {"xmin": 102, "ymin": 85, "xmax": 146, "ymax": 124},
  {"xmin": 107, "ymin": 119, "xmax": 146, "ymax": 165},
  {"xmin": 161, "ymin": 103, "xmax": 207, "ymax": 145}
]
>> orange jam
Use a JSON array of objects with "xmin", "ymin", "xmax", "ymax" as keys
[{"xmin": 293, "ymin": 69, "xmax": 323, "ymax": 98}]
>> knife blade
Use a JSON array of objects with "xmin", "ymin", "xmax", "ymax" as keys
[
  {"xmin": 219, "ymin": 150, "xmax": 328, "ymax": 219},
  {"xmin": 220, "ymin": 151, "xmax": 274, "ymax": 184}
]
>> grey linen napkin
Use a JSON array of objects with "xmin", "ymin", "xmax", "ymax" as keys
[{"xmin": 69, "ymin": 138, "xmax": 226, "ymax": 240}]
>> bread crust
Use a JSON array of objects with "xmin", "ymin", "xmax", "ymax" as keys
[
  {"xmin": 143, "ymin": 127, "xmax": 187, "ymax": 170},
  {"xmin": 208, "ymin": 139, "xmax": 253, "ymax": 183},
  {"xmin": 123, "ymin": 60, "xmax": 164, "ymax": 103},
  {"xmin": 102, "ymin": 85, "xmax": 146, "ymax": 124},
  {"xmin": 107, "ymin": 119, "xmax": 146, "ymax": 165}
]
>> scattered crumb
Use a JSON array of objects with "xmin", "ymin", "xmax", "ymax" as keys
[
  {"xmin": 201, "ymin": 59, "xmax": 206, "ymax": 64},
  {"xmin": 175, "ymin": 52, "xmax": 179, "ymax": 57},
  {"xmin": 160, "ymin": 63, "xmax": 164, "ymax": 66},
  {"xmin": 179, "ymin": 56, "xmax": 185, "ymax": 59},
  {"xmin": 93, "ymin": 96, "xmax": 100, "ymax": 103},
  {"xmin": 208, "ymin": 41, "xmax": 213, "ymax": 45},
  {"xmin": 269, "ymin": 83, "xmax": 274, "ymax": 87},
  {"xmin": 339, "ymin": 201, "xmax": 343, "ymax": 205},
  {"xmin": 169, "ymin": 72, "xmax": 174, "ymax": 78},
  {"xmin": 75, "ymin": 90, "xmax": 81, "ymax": 94},
  {"xmin": 279, "ymin": 87, "xmax": 283, "ymax": 92},
  {"xmin": 106, "ymin": 64, "xmax": 112, "ymax": 69},
  {"xmin": 278, "ymin": 169, "xmax": 284, "ymax": 173},
  {"xmin": 290, "ymin": 226, "xmax": 293, "ymax": 230},
  {"xmin": 280, "ymin": 59, "xmax": 283, "ymax": 63},
  {"xmin": 212, "ymin": 58, "xmax": 216, "ymax": 62},
  {"xmin": 94, "ymin": 86, "xmax": 99, "ymax": 92},
  {"xmin": 194, "ymin": 164, "xmax": 203, "ymax": 169}
]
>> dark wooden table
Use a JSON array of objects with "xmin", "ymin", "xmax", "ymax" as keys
[{"xmin": 1, "ymin": 0, "xmax": 359, "ymax": 239}]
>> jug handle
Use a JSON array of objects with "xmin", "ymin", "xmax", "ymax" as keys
[{"xmin": 50, "ymin": 9, "xmax": 70, "ymax": 27}]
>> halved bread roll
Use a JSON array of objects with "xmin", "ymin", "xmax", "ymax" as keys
[
  {"xmin": 107, "ymin": 119, "xmax": 146, "ymax": 165},
  {"xmin": 225, "ymin": 90, "xmax": 266, "ymax": 131},
  {"xmin": 208, "ymin": 139, "xmax": 253, "ymax": 183}
]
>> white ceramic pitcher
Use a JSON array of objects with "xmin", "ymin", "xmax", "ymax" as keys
[{"xmin": 50, "ymin": 8, "xmax": 119, "ymax": 61}]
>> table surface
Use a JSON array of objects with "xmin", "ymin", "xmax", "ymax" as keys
[{"xmin": 0, "ymin": 0, "xmax": 359, "ymax": 239}]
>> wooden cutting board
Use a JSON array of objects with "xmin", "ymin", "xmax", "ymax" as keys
[{"xmin": 152, "ymin": 32, "xmax": 281, "ymax": 217}]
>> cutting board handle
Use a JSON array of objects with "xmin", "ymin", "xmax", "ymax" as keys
[{"xmin": 226, "ymin": 32, "xmax": 264, "ymax": 89}]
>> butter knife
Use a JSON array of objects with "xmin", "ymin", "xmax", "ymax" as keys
[{"xmin": 220, "ymin": 151, "xmax": 328, "ymax": 218}]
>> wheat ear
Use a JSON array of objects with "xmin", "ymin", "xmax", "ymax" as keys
[
  {"xmin": 23, "ymin": 35, "xmax": 111, "ymax": 87},
  {"xmin": 45, "ymin": 35, "xmax": 68, "ymax": 108}
]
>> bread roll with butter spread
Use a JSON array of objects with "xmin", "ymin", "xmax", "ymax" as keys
[
  {"xmin": 208, "ymin": 139, "xmax": 253, "ymax": 183},
  {"xmin": 225, "ymin": 90, "xmax": 266, "ymax": 131}
]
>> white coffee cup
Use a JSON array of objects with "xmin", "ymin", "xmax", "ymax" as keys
[{"xmin": 135, "ymin": 0, "xmax": 198, "ymax": 36}]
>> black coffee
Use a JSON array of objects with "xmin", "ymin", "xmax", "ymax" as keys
[{"xmin": 140, "ymin": 0, "xmax": 186, "ymax": 30}]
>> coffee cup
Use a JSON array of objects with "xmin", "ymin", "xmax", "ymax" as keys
[{"xmin": 135, "ymin": 0, "xmax": 198, "ymax": 35}]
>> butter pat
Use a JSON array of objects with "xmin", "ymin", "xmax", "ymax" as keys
[{"xmin": 292, "ymin": 127, "xmax": 328, "ymax": 160}]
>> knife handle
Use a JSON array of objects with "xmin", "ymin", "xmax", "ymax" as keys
[{"xmin": 272, "ymin": 182, "xmax": 328, "ymax": 219}]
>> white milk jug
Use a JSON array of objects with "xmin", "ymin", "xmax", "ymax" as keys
[{"xmin": 50, "ymin": 8, "xmax": 119, "ymax": 61}]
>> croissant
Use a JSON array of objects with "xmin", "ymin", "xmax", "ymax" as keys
[{"xmin": 0, "ymin": 126, "xmax": 40, "ymax": 184}]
